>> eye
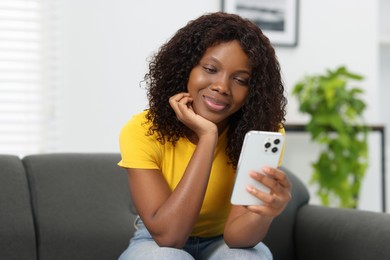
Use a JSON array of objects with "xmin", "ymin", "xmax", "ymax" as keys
[
  {"xmin": 203, "ymin": 65, "xmax": 217, "ymax": 74},
  {"xmin": 234, "ymin": 77, "xmax": 249, "ymax": 86}
]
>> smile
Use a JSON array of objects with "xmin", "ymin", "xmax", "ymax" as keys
[{"xmin": 203, "ymin": 96, "xmax": 228, "ymax": 111}]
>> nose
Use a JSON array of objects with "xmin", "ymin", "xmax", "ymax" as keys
[{"xmin": 210, "ymin": 75, "xmax": 230, "ymax": 95}]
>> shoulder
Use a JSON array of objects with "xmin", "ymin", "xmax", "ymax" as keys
[
  {"xmin": 118, "ymin": 110, "xmax": 162, "ymax": 169},
  {"xmin": 119, "ymin": 110, "xmax": 155, "ymax": 148},
  {"xmin": 120, "ymin": 110, "xmax": 151, "ymax": 137},
  {"xmin": 124, "ymin": 110, "xmax": 149, "ymax": 128},
  {"xmin": 278, "ymin": 126, "xmax": 285, "ymax": 135},
  {"xmin": 277, "ymin": 125, "xmax": 286, "ymax": 166}
]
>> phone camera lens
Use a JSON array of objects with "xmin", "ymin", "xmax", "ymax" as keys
[
  {"xmin": 274, "ymin": 139, "xmax": 280, "ymax": 145},
  {"xmin": 265, "ymin": 142, "xmax": 271, "ymax": 148},
  {"xmin": 272, "ymin": 147, "xmax": 278, "ymax": 153}
]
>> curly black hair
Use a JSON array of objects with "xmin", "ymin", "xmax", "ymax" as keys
[{"xmin": 145, "ymin": 12, "xmax": 287, "ymax": 168}]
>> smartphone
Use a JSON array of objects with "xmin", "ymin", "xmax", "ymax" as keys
[{"xmin": 230, "ymin": 130, "xmax": 285, "ymax": 206}]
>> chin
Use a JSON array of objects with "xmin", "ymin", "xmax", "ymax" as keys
[{"xmin": 204, "ymin": 113, "xmax": 228, "ymax": 125}]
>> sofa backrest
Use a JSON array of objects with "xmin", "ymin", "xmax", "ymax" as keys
[
  {"xmin": 0, "ymin": 154, "xmax": 37, "ymax": 260},
  {"xmin": 23, "ymin": 153, "xmax": 136, "ymax": 260},
  {"xmin": 0, "ymin": 153, "xmax": 310, "ymax": 260}
]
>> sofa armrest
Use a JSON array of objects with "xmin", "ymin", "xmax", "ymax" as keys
[
  {"xmin": 295, "ymin": 204, "xmax": 390, "ymax": 260},
  {"xmin": 0, "ymin": 155, "xmax": 37, "ymax": 260}
]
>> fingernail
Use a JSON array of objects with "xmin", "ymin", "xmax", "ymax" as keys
[{"xmin": 246, "ymin": 186, "xmax": 254, "ymax": 193}]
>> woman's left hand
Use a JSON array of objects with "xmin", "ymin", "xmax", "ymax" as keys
[{"xmin": 245, "ymin": 167, "xmax": 292, "ymax": 217}]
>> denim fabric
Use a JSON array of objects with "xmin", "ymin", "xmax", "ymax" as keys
[{"xmin": 118, "ymin": 216, "xmax": 272, "ymax": 260}]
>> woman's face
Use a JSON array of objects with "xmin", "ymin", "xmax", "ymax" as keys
[{"xmin": 187, "ymin": 40, "xmax": 251, "ymax": 131}]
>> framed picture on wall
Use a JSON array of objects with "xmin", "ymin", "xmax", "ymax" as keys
[{"xmin": 222, "ymin": 0, "xmax": 299, "ymax": 47}]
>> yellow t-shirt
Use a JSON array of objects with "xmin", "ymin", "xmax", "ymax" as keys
[{"xmin": 118, "ymin": 110, "xmax": 284, "ymax": 237}]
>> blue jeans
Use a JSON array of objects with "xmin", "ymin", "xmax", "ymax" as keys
[{"xmin": 118, "ymin": 216, "xmax": 273, "ymax": 260}]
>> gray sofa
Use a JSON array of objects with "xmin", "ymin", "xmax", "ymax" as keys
[{"xmin": 1, "ymin": 153, "xmax": 390, "ymax": 260}]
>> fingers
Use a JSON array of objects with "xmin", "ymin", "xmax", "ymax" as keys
[
  {"xmin": 169, "ymin": 93, "xmax": 191, "ymax": 104},
  {"xmin": 246, "ymin": 168, "xmax": 292, "ymax": 216},
  {"xmin": 169, "ymin": 93, "xmax": 217, "ymax": 137},
  {"xmin": 262, "ymin": 167, "xmax": 292, "ymax": 189},
  {"xmin": 169, "ymin": 93, "xmax": 194, "ymax": 119},
  {"xmin": 169, "ymin": 93, "xmax": 192, "ymax": 109},
  {"xmin": 248, "ymin": 168, "xmax": 291, "ymax": 194},
  {"xmin": 245, "ymin": 185, "xmax": 277, "ymax": 207}
]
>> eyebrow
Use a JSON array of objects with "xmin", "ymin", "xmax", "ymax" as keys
[{"xmin": 205, "ymin": 56, "xmax": 251, "ymax": 75}]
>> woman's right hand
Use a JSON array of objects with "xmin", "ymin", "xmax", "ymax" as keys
[{"xmin": 169, "ymin": 92, "xmax": 217, "ymax": 137}]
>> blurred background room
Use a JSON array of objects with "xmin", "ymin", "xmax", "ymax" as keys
[{"xmin": 1, "ymin": 0, "xmax": 389, "ymax": 212}]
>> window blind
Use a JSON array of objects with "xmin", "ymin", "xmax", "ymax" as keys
[{"xmin": 0, "ymin": 0, "xmax": 52, "ymax": 156}]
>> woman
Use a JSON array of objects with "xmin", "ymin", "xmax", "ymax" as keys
[{"xmin": 118, "ymin": 12, "xmax": 291, "ymax": 260}]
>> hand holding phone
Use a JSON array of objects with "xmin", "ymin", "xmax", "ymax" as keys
[{"xmin": 230, "ymin": 130, "xmax": 285, "ymax": 206}]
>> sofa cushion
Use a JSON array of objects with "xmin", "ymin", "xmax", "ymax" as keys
[
  {"xmin": 0, "ymin": 154, "xmax": 37, "ymax": 260},
  {"xmin": 295, "ymin": 205, "xmax": 390, "ymax": 260},
  {"xmin": 23, "ymin": 153, "xmax": 136, "ymax": 260}
]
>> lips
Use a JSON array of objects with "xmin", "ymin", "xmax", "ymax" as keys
[{"xmin": 203, "ymin": 96, "xmax": 228, "ymax": 111}]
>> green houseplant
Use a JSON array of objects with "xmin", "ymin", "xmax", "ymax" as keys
[{"xmin": 292, "ymin": 66, "xmax": 368, "ymax": 208}]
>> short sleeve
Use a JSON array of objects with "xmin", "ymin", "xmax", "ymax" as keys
[
  {"xmin": 278, "ymin": 127, "xmax": 285, "ymax": 167},
  {"xmin": 118, "ymin": 112, "xmax": 162, "ymax": 169}
]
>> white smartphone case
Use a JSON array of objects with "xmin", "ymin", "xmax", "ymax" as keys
[{"xmin": 230, "ymin": 130, "xmax": 285, "ymax": 206}]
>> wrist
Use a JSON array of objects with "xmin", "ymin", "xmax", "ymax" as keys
[{"xmin": 198, "ymin": 131, "xmax": 218, "ymax": 145}]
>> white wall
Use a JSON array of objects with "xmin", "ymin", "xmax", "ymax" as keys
[
  {"xmin": 55, "ymin": 0, "xmax": 220, "ymax": 152},
  {"xmin": 54, "ymin": 0, "xmax": 387, "ymax": 211},
  {"xmin": 279, "ymin": 0, "xmax": 379, "ymax": 124}
]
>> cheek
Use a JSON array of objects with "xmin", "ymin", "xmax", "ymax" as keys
[
  {"xmin": 234, "ymin": 88, "xmax": 249, "ymax": 105},
  {"xmin": 187, "ymin": 69, "xmax": 207, "ymax": 93}
]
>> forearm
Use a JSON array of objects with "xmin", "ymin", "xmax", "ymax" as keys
[
  {"xmin": 224, "ymin": 208, "xmax": 273, "ymax": 248},
  {"xmin": 150, "ymin": 133, "xmax": 218, "ymax": 247}
]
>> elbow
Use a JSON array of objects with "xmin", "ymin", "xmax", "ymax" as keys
[
  {"xmin": 224, "ymin": 234, "xmax": 260, "ymax": 249},
  {"xmin": 224, "ymin": 234, "xmax": 240, "ymax": 248},
  {"xmin": 144, "ymin": 218, "xmax": 191, "ymax": 248},
  {"xmin": 225, "ymin": 241, "xmax": 257, "ymax": 249},
  {"xmin": 152, "ymin": 233, "xmax": 188, "ymax": 249}
]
